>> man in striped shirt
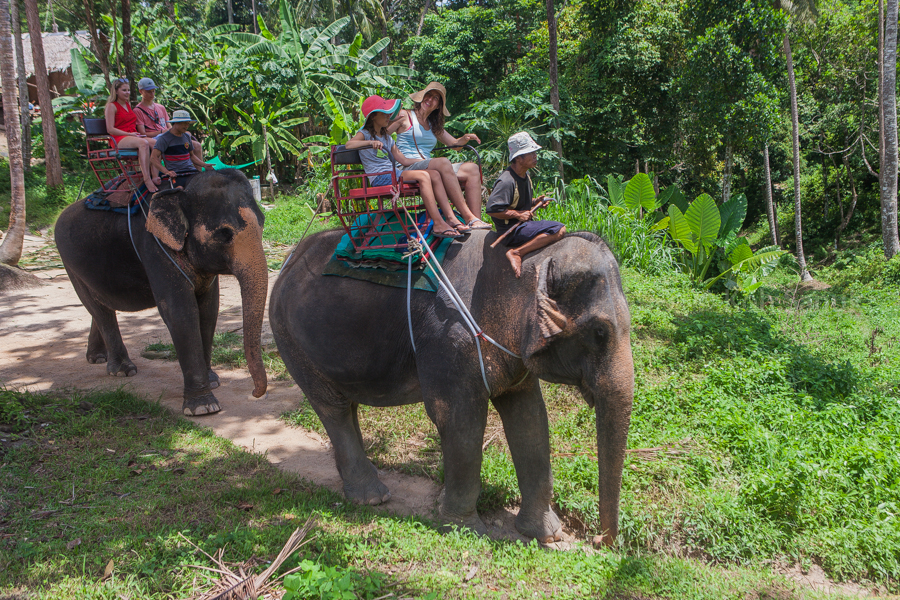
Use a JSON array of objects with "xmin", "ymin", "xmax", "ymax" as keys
[{"xmin": 150, "ymin": 110, "xmax": 214, "ymax": 188}]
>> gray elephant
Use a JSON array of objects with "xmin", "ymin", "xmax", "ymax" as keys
[
  {"xmin": 269, "ymin": 229, "xmax": 633, "ymax": 544},
  {"xmin": 55, "ymin": 170, "xmax": 268, "ymax": 415}
]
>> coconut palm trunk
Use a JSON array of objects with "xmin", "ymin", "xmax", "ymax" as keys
[
  {"xmin": 121, "ymin": 0, "xmax": 135, "ymax": 103},
  {"xmin": 23, "ymin": 0, "xmax": 63, "ymax": 189},
  {"xmin": 547, "ymin": 0, "xmax": 564, "ymax": 184},
  {"xmin": 10, "ymin": 0, "xmax": 30, "ymax": 172},
  {"xmin": 0, "ymin": 0, "xmax": 28, "ymax": 266},
  {"xmin": 882, "ymin": 0, "xmax": 900, "ymax": 257},
  {"xmin": 764, "ymin": 143, "xmax": 779, "ymax": 247},
  {"xmin": 783, "ymin": 32, "xmax": 812, "ymax": 280}
]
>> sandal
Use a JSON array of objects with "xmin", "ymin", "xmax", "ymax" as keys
[
  {"xmin": 453, "ymin": 222, "xmax": 472, "ymax": 233},
  {"xmin": 467, "ymin": 218, "xmax": 493, "ymax": 230},
  {"xmin": 433, "ymin": 227, "xmax": 463, "ymax": 239}
]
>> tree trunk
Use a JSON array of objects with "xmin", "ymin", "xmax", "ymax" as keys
[
  {"xmin": 0, "ymin": 0, "xmax": 28, "ymax": 266},
  {"xmin": 880, "ymin": 0, "xmax": 885, "ymax": 166},
  {"xmin": 121, "ymin": 0, "xmax": 134, "ymax": 103},
  {"xmin": 110, "ymin": 0, "xmax": 119, "ymax": 74},
  {"xmin": 11, "ymin": 0, "xmax": 31, "ymax": 172},
  {"xmin": 251, "ymin": 0, "xmax": 257, "ymax": 33},
  {"xmin": 723, "ymin": 142, "xmax": 733, "ymax": 204},
  {"xmin": 882, "ymin": 0, "xmax": 900, "ymax": 257},
  {"xmin": 546, "ymin": 0, "xmax": 564, "ymax": 185},
  {"xmin": 46, "ymin": 0, "xmax": 57, "ymax": 31},
  {"xmin": 23, "ymin": 0, "xmax": 63, "ymax": 188},
  {"xmin": 226, "ymin": 0, "xmax": 232, "ymax": 24},
  {"xmin": 763, "ymin": 143, "xmax": 780, "ymax": 247},
  {"xmin": 82, "ymin": 0, "xmax": 110, "ymax": 87},
  {"xmin": 408, "ymin": 0, "xmax": 432, "ymax": 71},
  {"xmin": 784, "ymin": 33, "xmax": 812, "ymax": 280},
  {"xmin": 835, "ymin": 153, "xmax": 859, "ymax": 250}
]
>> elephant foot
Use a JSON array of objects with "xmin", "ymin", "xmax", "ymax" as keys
[
  {"xmin": 106, "ymin": 358, "xmax": 137, "ymax": 377},
  {"xmin": 439, "ymin": 491, "xmax": 488, "ymax": 536},
  {"xmin": 87, "ymin": 351, "xmax": 107, "ymax": 364},
  {"xmin": 515, "ymin": 506, "xmax": 563, "ymax": 543},
  {"xmin": 183, "ymin": 391, "xmax": 221, "ymax": 417},
  {"xmin": 208, "ymin": 370, "xmax": 220, "ymax": 389},
  {"xmin": 344, "ymin": 474, "xmax": 391, "ymax": 506}
]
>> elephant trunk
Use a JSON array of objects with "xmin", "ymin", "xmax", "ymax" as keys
[
  {"xmin": 585, "ymin": 339, "xmax": 634, "ymax": 546},
  {"xmin": 231, "ymin": 212, "xmax": 268, "ymax": 398}
]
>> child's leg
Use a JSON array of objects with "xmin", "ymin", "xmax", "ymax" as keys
[
  {"xmin": 425, "ymin": 169, "xmax": 466, "ymax": 228},
  {"xmin": 401, "ymin": 170, "xmax": 456, "ymax": 233}
]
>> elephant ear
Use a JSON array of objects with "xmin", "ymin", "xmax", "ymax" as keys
[
  {"xmin": 146, "ymin": 189, "xmax": 188, "ymax": 251},
  {"xmin": 536, "ymin": 257, "xmax": 568, "ymax": 339}
]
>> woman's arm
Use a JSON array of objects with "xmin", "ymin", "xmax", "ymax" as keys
[
  {"xmin": 136, "ymin": 120, "xmax": 147, "ymax": 136},
  {"xmin": 345, "ymin": 131, "xmax": 382, "ymax": 150},
  {"xmin": 437, "ymin": 129, "xmax": 481, "ymax": 148},
  {"xmin": 105, "ymin": 102, "xmax": 136, "ymax": 137},
  {"xmin": 386, "ymin": 110, "xmax": 409, "ymax": 135}
]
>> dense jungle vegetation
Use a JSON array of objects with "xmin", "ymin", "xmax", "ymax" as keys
[{"xmin": 3, "ymin": 0, "xmax": 900, "ymax": 597}]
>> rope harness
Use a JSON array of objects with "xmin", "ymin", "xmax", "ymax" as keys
[{"xmin": 400, "ymin": 204, "xmax": 523, "ymax": 396}]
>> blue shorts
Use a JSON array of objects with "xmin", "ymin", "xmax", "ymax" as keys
[
  {"xmin": 369, "ymin": 173, "xmax": 396, "ymax": 186},
  {"xmin": 505, "ymin": 220, "xmax": 565, "ymax": 247}
]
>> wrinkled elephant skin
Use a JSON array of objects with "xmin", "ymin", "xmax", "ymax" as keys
[
  {"xmin": 269, "ymin": 230, "xmax": 633, "ymax": 543},
  {"xmin": 55, "ymin": 170, "xmax": 268, "ymax": 416}
]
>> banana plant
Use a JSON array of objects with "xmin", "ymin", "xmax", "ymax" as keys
[
  {"xmin": 226, "ymin": 87, "xmax": 307, "ymax": 163},
  {"xmin": 52, "ymin": 50, "xmax": 107, "ymax": 117}
]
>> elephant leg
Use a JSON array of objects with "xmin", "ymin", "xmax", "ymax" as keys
[
  {"xmin": 86, "ymin": 319, "xmax": 107, "ymax": 364},
  {"xmin": 154, "ymin": 291, "xmax": 219, "ymax": 416},
  {"xmin": 311, "ymin": 387, "xmax": 389, "ymax": 505},
  {"xmin": 69, "ymin": 276, "xmax": 135, "ymax": 376},
  {"xmin": 492, "ymin": 377, "xmax": 562, "ymax": 543},
  {"xmin": 423, "ymin": 385, "xmax": 489, "ymax": 535},
  {"xmin": 197, "ymin": 278, "xmax": 219, "ymax": 389}
]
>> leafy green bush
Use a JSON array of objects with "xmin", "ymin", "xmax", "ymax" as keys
[{"xmin": 282, "ymin": 560, "xmax": 384, "ymax": 600}]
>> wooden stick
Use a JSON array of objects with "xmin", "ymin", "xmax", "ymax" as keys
[{"xmin": 489, "ymin": 196, "xmax": 553, "ymax": 248}]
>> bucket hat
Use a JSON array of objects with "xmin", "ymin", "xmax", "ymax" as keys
[
  {"xmin": 169, "ymin": 109, "xmax": 196, "ymax": 123},
  {"xmin": 508, "ymin": 132, "xmax": 542, "ymax": 161},
  {"xmin": 362, "ymin": 95, "xmax": 401, "ymax": 120},
  {"xmin": 409, "ymin": 82, "xmax": 450, "ymax": 117},
  {"xmin": 137, "ymin": 77, "xmax": 158, "ymax": 91}
]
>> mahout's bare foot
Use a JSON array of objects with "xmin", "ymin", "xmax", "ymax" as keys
[{"xmin": 506, "ymin": 249, "xmax": 523, "ymax": 278}]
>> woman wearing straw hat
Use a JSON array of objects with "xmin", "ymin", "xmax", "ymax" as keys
[{"xmin": 388, "ymin": 82, "xmax": 492, "ymax": 232}]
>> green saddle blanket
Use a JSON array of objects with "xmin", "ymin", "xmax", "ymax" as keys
[{"xmin": 323, "ymin": 211, "xmax": 454, "ymax": 292}]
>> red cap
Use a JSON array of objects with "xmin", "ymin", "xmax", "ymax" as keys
[{"xmin": 362, "ymin": 96, "xmax": 401, "ymax": 120}]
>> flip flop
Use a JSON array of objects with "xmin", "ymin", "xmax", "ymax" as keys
[
  {"xmin": 467, "ymin": 218, "xmax": 493, "ymax": 230},
  {"xmin": 433, "ymin": 227, "xmax": 463, "ymax": 239},
  {"xmin": 453, "ymin": 222, "xmax": 472, "ymax": 233}
]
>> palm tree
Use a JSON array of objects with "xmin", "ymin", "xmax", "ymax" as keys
[
  {"xmin": 296, "ymin": 0, "xmax": 387, "ymax": 44},
  {"xmin": 776, "ymin": 0, "xmax": 816, "ymax": 281},
  {"xmin": 23, "ymin": 0, "xmax": 63, "ymax": 190},
  {"xmin": 10, "ymin": 0, "xmax": 30, "ymax": 172},
  {"xmin": 547, "ymin": 0, "xmax": 564, "ymax": 184},
  {"xmin": 763, "ymin": 142, "xmax": 780, "ymax": 247},
  {"xmin": 882, "ymin": 0, "xmax": 900, "ymax": 257},
  {"xmin": 0, "ymin": 0, "xmax": 28, "ymax": 267}
]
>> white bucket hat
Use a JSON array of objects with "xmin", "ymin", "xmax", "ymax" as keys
[
  {"xmin": 508, "ymin": 132, "xmax": 541, "ymax": 161},
  {"xmin": 169, "ymin": 109, "xmax": 196, "ymax": 123}
]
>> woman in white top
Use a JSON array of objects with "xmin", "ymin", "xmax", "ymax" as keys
[{"xmin": 388, "ymin": 82, "xmax": 491, "ymax": 231}]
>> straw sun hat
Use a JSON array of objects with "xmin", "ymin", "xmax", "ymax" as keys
[{"xmin": 409, "ymin": 82, "xmax": 451, "ymax": 117}]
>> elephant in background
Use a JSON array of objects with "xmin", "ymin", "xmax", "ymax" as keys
[
  {"xmin": 55, "ymin": 170, "xmax": 268, "ymax": 415},
  {"xmin": 269, "ymin": 229, "xmax": 633, "ymax": 544}
]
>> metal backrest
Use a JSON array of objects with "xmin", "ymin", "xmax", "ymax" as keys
[
  {"xmin": 332, "ymin": 145, "xmax": 362, "ymax": 166},
  {"xmin": 83, "ymin": 118, "xmax": 108, "ymax": 137}
]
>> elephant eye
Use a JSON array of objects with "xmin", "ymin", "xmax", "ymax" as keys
[
  {"xmin": 594, "ymin": 327, "xmax": 607, "ymax": 344},
  {"xmin": 215, "ymin": 227, "xmax": 235, "ymax": 244}
]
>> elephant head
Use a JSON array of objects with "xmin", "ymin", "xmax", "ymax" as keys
[
  {"xmin": 520, "ymin": 233, "xmax": 634, "ymax": 545},
  {"xmin": 145, "ymin": 170, "xmax": 268, "ymax": 398}
]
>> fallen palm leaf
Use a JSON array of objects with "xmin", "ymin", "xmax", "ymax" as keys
[{"xmin": 180, "ymin": 514, "xmax": 317, "ymax": 600}]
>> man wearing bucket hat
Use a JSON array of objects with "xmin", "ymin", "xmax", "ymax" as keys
[
  {"xmin": 346, "ymin": 95, "xmax": 469, "ymax": 238},
  {"xmin": 486, "ymin": 132, "xmax": 566, "ymax": 277},
  {"xmin": 150, "ymin": 109, "xmax": 214, "ymax": 187}
]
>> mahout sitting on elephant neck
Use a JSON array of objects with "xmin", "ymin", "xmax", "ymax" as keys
[
  {"xmin": 56, "ymin": 169, "xmax": 269, "ymax": 416},
  {"xmin": 270, "ymin": 229, "xmax": 633, "ymax": 545}
]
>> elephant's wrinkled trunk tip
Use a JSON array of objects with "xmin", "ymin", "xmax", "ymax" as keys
[{"xmin": 232, "ymin": 219, "xmax": 269, "ymax": 400}]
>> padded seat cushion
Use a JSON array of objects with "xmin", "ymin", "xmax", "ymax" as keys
[
  {"xmin": 88, "ymin": 149, "xmax": 139, "ymax": 158},
  {"xmin": 347, "ymin": 183, "xmax": 419, "ymax": 198}
]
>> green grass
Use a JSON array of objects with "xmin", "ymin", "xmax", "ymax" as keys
[
  {"xmin": 0, "ymin": 161, "xmax": 93, "ymax": 232},
  {"xmin": 143, "ymin": 331, "xmax": 291, "ymax": 381},
  {"xmin": 0, "ymin": 387, "xmax": 819, "ymax": 600}
]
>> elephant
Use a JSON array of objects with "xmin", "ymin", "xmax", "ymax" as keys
[
  {"xmin": 269, "ymin": 229, "xmax": 633, "ymax": 544},
  {"xmin": 55, "ymin": 169, "xmax": 268, "ymax": 416}
]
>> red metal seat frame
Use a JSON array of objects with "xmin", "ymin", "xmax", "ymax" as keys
[
  {"xmin": 82, "ymin": 116, "xmax": 144, "ymax": 203},
  {"xmin": 330, "ymin": 144, "xmax": 483, "ymax": 253}
]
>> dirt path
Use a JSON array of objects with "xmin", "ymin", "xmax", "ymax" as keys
[{"xmin": 0, "ymin": 234, "xmax": 545, "ymax": 546}]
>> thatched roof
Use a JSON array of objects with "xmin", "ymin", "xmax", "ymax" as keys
[{"xmin": 17, "ymin": 31, "xmax": 92, "ymax": 76}]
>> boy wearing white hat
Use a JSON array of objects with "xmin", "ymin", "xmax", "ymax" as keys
[
  {"xmin": 150, "ymin": 110, "xmax": 214, "ymax": 187},
  {"xmin": 486, "ymin": 132, "xmax": 566, "ymax": 277}
]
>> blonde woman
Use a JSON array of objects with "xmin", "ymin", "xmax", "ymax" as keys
[{"xmin": 104, "ymin": 79, "xmax": 158, "ymax": 192}]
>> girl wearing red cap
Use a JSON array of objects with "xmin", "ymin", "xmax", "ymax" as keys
[{"xmin": 346, "ymin": 95, "xmax": 468, "ymax": 239}]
